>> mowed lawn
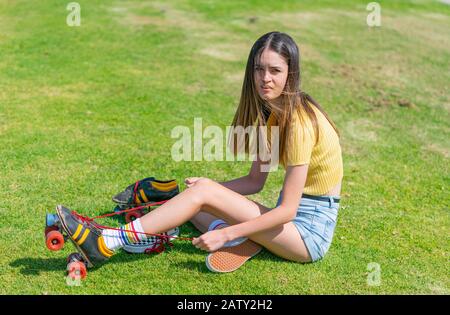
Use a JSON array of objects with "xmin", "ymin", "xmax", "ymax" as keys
[{"xmin": 0, "ymin": 0, "xmax": 448, "ymax": 294}]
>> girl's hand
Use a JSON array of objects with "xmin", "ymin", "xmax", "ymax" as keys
[
  {"xmin": 192, "ymin": 229, "xmax": 229, "ymax": 252},
  {"xmin": 184, "ymin": 177, "xmax": 205, "ymax": 188}
]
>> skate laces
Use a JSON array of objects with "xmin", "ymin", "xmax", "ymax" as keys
[
  {"xmin": 70, "ymin": 202, "xmax": 193, "ymax": 254},
  {"xmin": 144, "ymin": 237, "xmax": 174, "ymax": 255}
]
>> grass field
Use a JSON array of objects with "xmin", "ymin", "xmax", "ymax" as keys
[{"xmin": 0, "ymin": 0, "xmax": 448, "ymax": 294}]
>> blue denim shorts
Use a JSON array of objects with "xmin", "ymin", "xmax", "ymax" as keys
[{"xmin": 276, "ymin": 191, "xmax": 340, "ymax": 262}]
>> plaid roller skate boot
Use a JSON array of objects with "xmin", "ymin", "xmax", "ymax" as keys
[{"xmin": 112, "ymin": 177, "xmax": 179, "ymax": 207}]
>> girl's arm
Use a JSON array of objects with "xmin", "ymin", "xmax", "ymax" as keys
[
  {"xmin": 187, "ymin": 155, "xmax": 270, "ymax": 195},
  {"xmin": 219, "ymin": 155, "xmax": 270, "ymax": 195},
  {"xmin": 218, "ymin": 176, "xmax": 259, "ymax": 196},
  {"xmin": 224, "ymin": 164, "xmax": 308, "ymax": 241}
]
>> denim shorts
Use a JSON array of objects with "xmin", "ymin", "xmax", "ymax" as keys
[{"xmin": 276, "ymin": 191, "xmax": 340, "ymax": 262}]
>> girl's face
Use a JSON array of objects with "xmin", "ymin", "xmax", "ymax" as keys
[{"xmin": 254, "ymin": 48, "xmax": 289, "ymax": 102}]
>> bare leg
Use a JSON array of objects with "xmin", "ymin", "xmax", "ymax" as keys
[
  {"xmin": 190, "ymin": 181, "xmax": 244, "ymax": 233},
  {"xmin": 139, "ymin": 178, "xmax": 311, "ymax": 263}
]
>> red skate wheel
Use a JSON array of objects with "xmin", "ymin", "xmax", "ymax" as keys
[
  {"xmin": 46, "ymin": 230, "xmax": 65, "ymax": 251},
  {"xmin": 67, "ymin": 261, "xmax": 87, "ymax": 280},
  {"xmin": 45, "ymin": 225, "xmax": 58, "ymax": 237},
  {"xmin": 125, "ymin": 211, "xmax": 142, "ymax": 223}
]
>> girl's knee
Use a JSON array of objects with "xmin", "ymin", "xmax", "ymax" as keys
[
  {"xmin": 190, "ymin": 178, "xmax": 216, "ymax": 196},
  {"xmin": 195, "ymin": 177, "xmax": 214, "ymax": 188}
]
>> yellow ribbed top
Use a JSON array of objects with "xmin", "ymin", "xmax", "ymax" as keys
[{"xmin": 267, "ymin": 105, "xmax": 343, "ymax": 195}]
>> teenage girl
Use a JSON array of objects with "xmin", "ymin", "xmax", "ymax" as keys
[{"xmin": 58, "ymin": 31, "xmax": 343, "ymax": 273}]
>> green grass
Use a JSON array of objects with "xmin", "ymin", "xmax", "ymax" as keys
[{"xmin": 0, "ymin": 0, "xmax": 448, "ymax": 294}]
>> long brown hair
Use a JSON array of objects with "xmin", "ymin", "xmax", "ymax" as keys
[{"xmin": 228, "ymin": 31, "xmax": 340, "ymax": 166}]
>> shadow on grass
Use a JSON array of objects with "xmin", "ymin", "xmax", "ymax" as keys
[
  {"xmin": 9, "ymin": 253, "xmax": 151, "ymax": 276},
  {"xmin": 10, "ymin": 258, "xmax": 70, "ymax": 276},
  {"xmin": 9, "ymin": 222, "xmax": 202, "ymax": 276},
  {"xmin": 11, "ymin": 250, "xmax": 285, "ymax": 279},
  {"xmin": 10, "ymin": 246, "xmax": 283, "ymax": 277},
  {"xmin": 9, "ymin": 246, "xmax": 191, "ymax": 277},
  {"xmin": 9, "ymin": 237, "xmax": 202, "ymax": 277},
  {"xmin": 13, "ymin": 221, "xmax": 285, "ymax": 277}
]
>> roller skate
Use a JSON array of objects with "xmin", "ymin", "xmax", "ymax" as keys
[
  {"xmin": 44, "ymin": 205, "xmax": 112, "ymax": 280},
  {"xmin": 112, "ymin": 177, "xmax": 179, "ymax": 223}
]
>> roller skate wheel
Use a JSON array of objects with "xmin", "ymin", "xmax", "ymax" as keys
[
  {"xmin": 125, "ymin": 210, "xmax": 143, "ymax": 223},
  {"xmin": 67, "ymin": 261, "xmax": 87, "ymax": 280},
  {"xmin": 46, "ymin": 230, "xmax": 65, "ymax": 251}
]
